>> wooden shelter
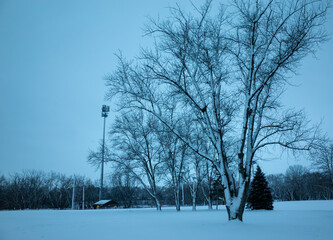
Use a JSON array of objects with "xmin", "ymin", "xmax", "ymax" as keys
[{"xmin": 92, "ymin": 200, "xmax": 119, "ymax": 209}]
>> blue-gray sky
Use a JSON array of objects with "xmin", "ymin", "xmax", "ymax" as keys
[{"xmin": 0, "ymin": 0, "xmax": 332, "ymax": 180}]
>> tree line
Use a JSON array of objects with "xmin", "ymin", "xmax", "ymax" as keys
[
  {"xmin": 0, "ymin": 169, "xmax": 224, "ymax": 210},
  {"xmin": 0, "ymin": 171, "xmax": 98, "ymax": 210},
  {"xmin": 267, "ymin": 165, "xmax": 333, "ymax": 201},
  {"xmin": 1, "ymin": 162, "xmax": 332, "ymax": 211}
]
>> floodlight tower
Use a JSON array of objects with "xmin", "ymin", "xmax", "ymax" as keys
[{"xmin": 99, "ymin": 105, "xmax": 110, "ymax": 200}]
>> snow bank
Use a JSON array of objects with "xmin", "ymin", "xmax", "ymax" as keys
[{"xmin": 0, "ymin": 200, "xmax": 332, "ymax": 240}]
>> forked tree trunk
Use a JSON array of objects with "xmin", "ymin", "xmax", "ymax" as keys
[{"xmin": 224, "ymin": 181, "xmax": 250, "ymax": 221}]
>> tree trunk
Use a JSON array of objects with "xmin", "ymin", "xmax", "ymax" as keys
[
  {"xmin": 155, "ymin": 198, "xmax": 161, "ymax": 211},
  {"xmin": 172, "ymin": 183, "xmax": 181, "ymax": 211},
  {"xmin": 208, "ymin": 196, "xmax": 213, "ymax": 210},
  {"xmin": 224, "ymin": 181, "xmax": 249, "ymax": 221},
  {"xmin": 192, "ymin": 197, "xmax": 196, "ymax": 211},
  {"xmin": 226, "ymin": 205, "xmax": 244, "ymax": 221},
  {"xmin": 175, "ymin": 190, "xmax": 180, "ymax": 211}
]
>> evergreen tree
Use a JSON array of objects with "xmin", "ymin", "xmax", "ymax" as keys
[{"xmin": 247, "ymin": 166, "xmax": 273, "ymax": 210}]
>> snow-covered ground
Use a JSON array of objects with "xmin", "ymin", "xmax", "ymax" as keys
[{"xmin": 0, "ymin": 200, "xmax": 332, "ymax": 240}]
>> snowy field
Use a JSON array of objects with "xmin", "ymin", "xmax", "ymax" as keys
[{"xmin": 0, "ymin": 201, "xmax": 332, "ymax": 240}]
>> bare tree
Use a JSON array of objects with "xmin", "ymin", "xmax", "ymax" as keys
[
  {"xmin": 267, "ymin": 173, "xmax": 287, "ymax": 201},
  {"xmin": 285, "ymin": 165, "xmax": 309, "ymax": 200},
  {"xmin": 183, "ymin": 154, "xmax": 204, "ymax": 211},
  {"xmin": 110, "ymin": 111, "xmax": 164, "ymax": 210},
  {"xmin": 110, "ymin": 166, "xmax": 139, "ymax": 208},
  {"xmin": 46, "ymin": 172, "xmax": 72, "ymax": 209},
  {"xmin": 311, "ymin": 137, "xmax": 333, "ymax": 185},
  {"xmin": 87, "ymin": 142, "xmax": 112, "ymax": 169},
  {"xmin": 187, "ymin": 129, "xmax": 214, "ymax": 210},
  {"xmin": 106, "ymin": 0, "xmax": 329, "ymax": 221},
  {"xmin": 6, "ymin": 170, "xmax": 48, "ymax": 209},
  {"xmin": 200, "ymin": 161, "xmax": 216, "ymax": 209},
  {"xmin": 158, "ymin": 115, "xmax": 192, "ymax": 211}
]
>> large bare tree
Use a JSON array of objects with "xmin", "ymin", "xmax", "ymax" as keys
[{"xmin": 106, "ymin": 0, "xmax": 329, "ymax": 221}]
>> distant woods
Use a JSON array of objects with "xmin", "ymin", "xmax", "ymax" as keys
[
  {"xmin": 0, "ymin": 171, "xmax": 98, "ymax": 210},
  {"xmin": 0, "ymin": 165, "xmax": 332, "ymax": 210},
  {"xmin": 268, "ymin": 165, "xmax": 333, "ymax": 201},
  {"xmin": 0, "ymin": 170, "xmax": 224, "ymax": 210}
]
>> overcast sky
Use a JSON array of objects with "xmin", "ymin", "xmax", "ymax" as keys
[{"xmin": 0, "ymin": 0, "xmax": 332, "ymax": 181}]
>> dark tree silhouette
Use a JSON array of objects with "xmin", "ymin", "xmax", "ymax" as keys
[{"xmin": 247, "ymin": 166, "xmax": 273, "ymax": 210}]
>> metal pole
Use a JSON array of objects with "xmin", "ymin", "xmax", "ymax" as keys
[{"xmin": 99, "ymin": 116, "xmax": 106, "ymax": 200}]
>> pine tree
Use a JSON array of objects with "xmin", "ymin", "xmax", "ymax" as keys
[{"xmin": 247, "ymin": 166, "xmax": 273, "ymax": 210}]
